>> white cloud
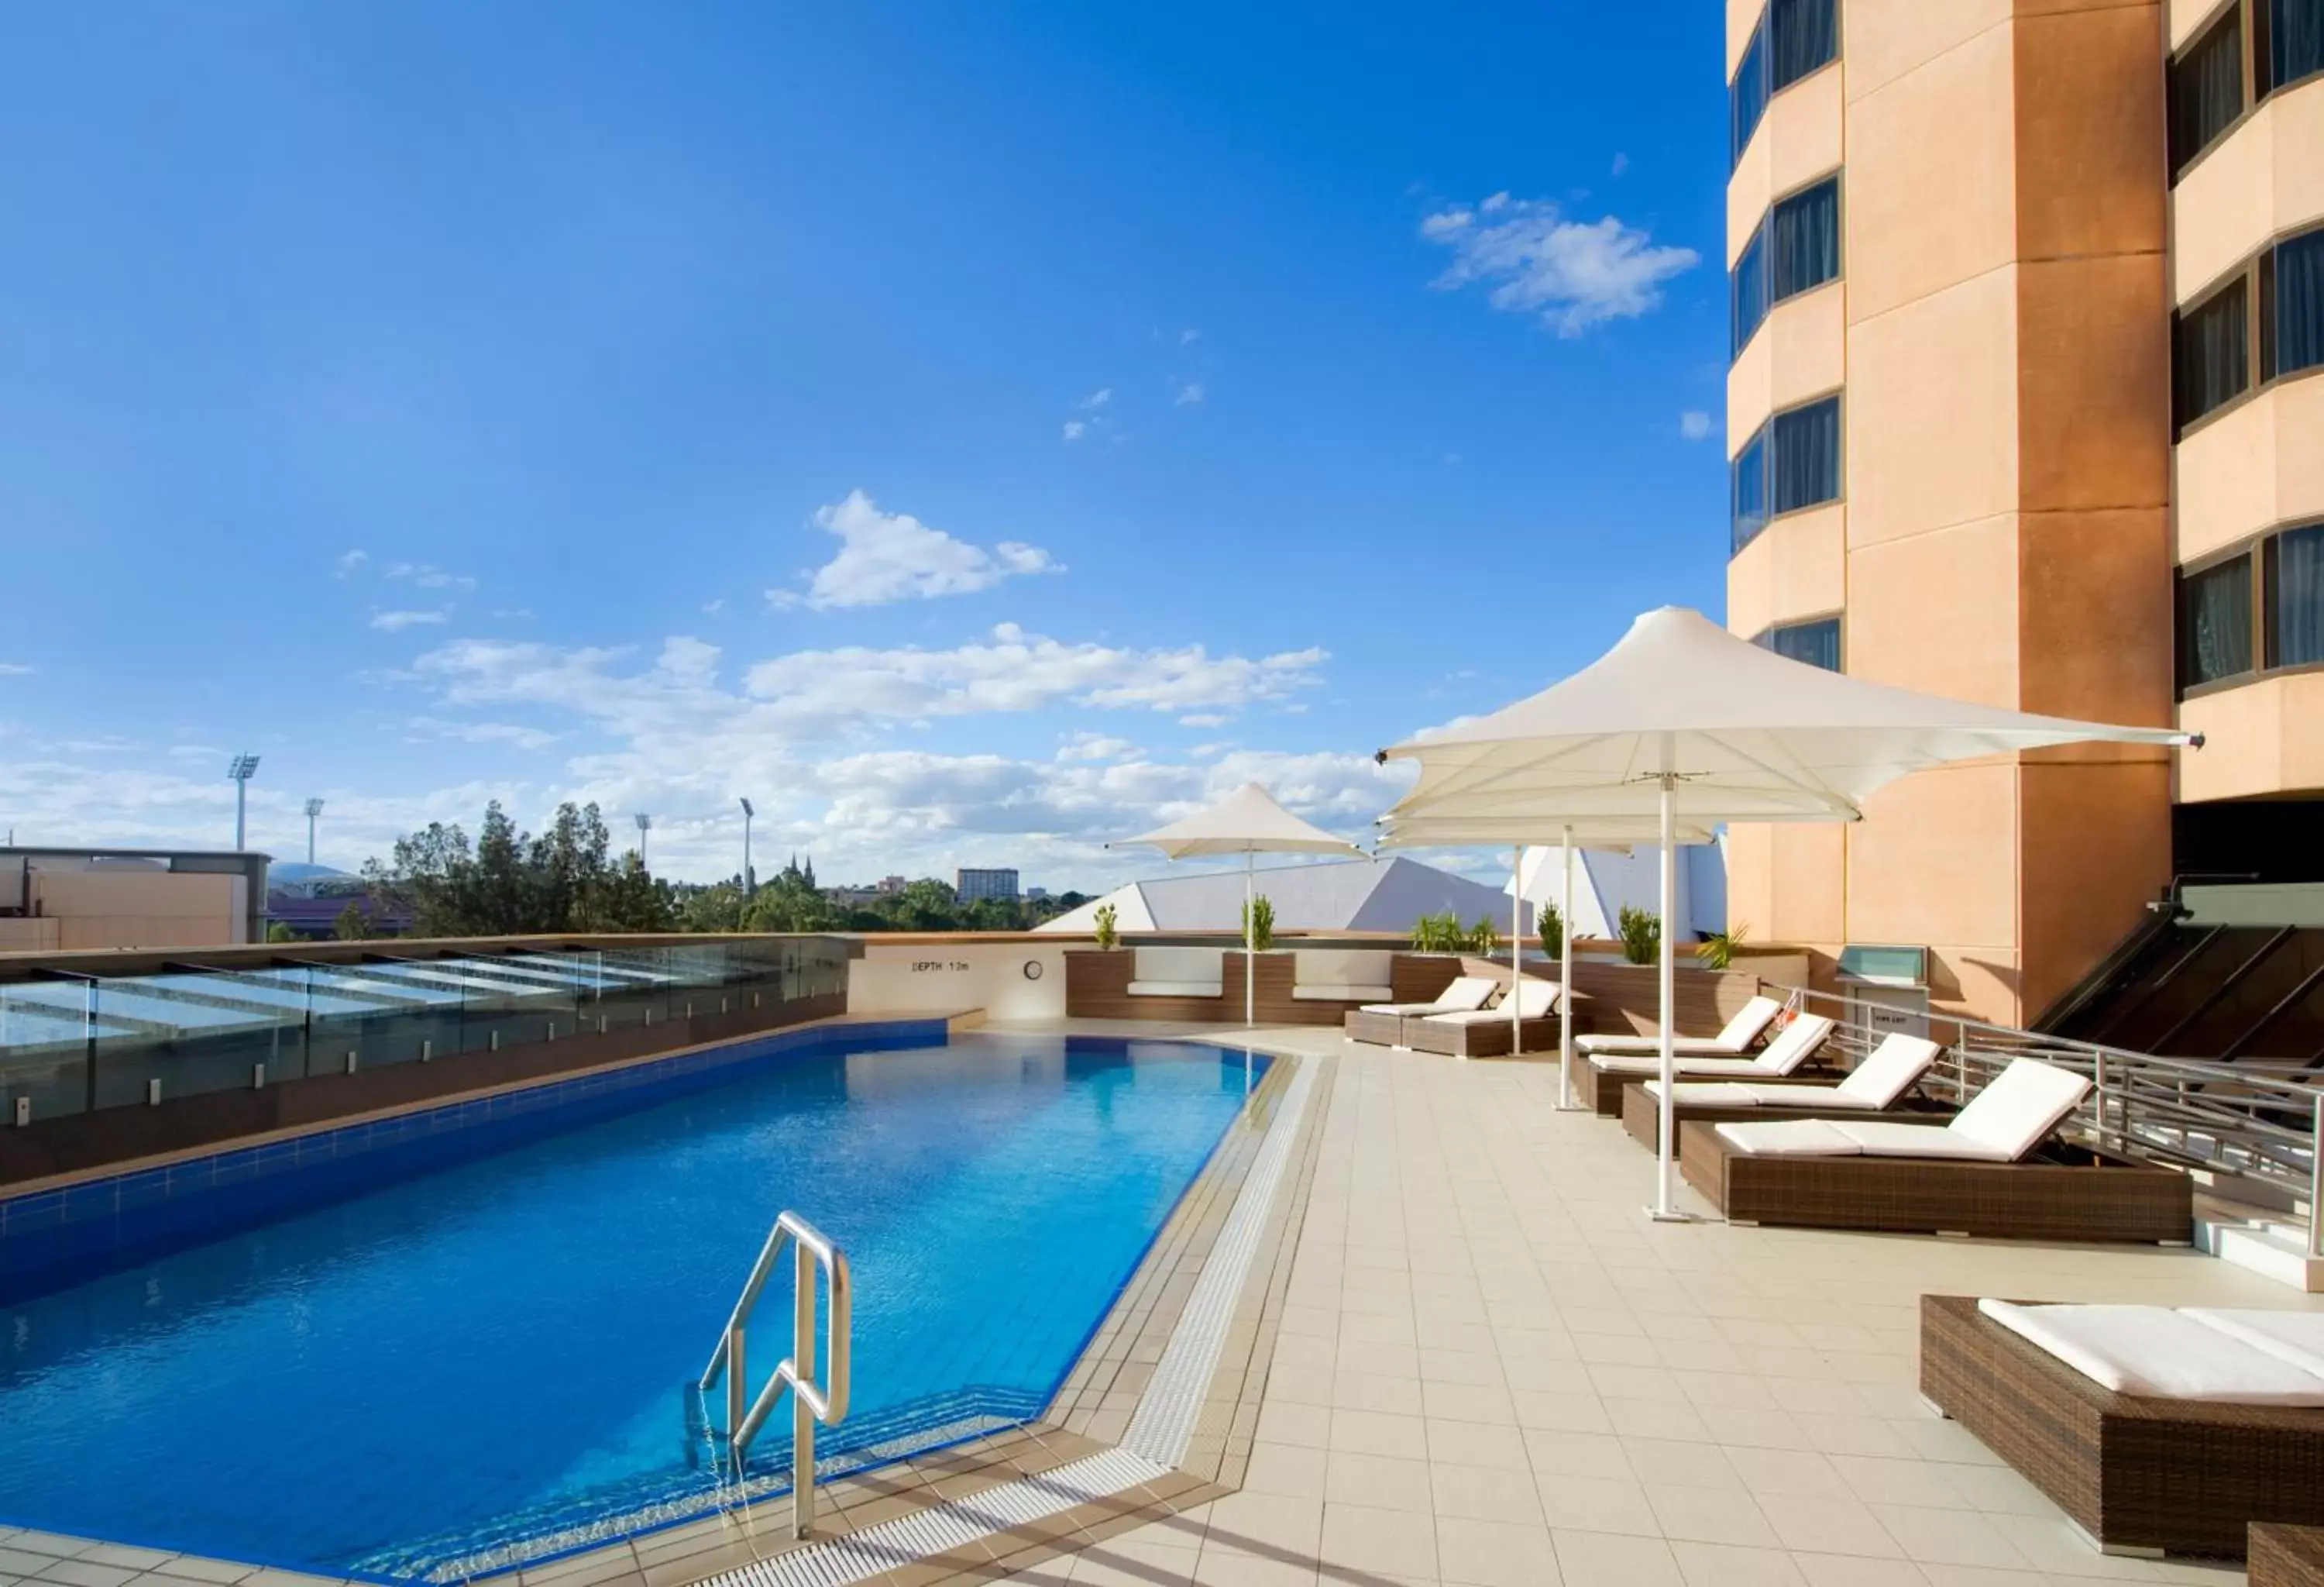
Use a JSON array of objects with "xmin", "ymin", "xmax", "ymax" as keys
[
  {"xmin": 1062, "ymin": 420, "xmax": 1088, "ymax": 442},
  {"xmin": 0, "ymin": 663, "xmax": 34, "ymax": 676},
  {"xmin": 371, "ymin": 610, "xmax": 450, "ymax": 633},
  {"xmin": 1679, "ymin": 411, "xmax": 1714, "ymax": 441},
  {"xmin": 335, "ymin": 550, "xmax": 369, "ymax": 577},
  {"xmin": 1056, "ymin": 734, "xmax": 1137, "ymax": 763},
  {"xmin": 1611, "ymin": 153, "xmax": 1630, "ymax": 177},
  {"xmin": 1078, "ymin": 388, "xmax": 1112, "ymax": 408},
  {"xmin": 768, "ymin": 491, "xmax": 1061, "ymax": 610},
  {"xmin": 1174, "ymin": 382, "xmax": 1205, "ymax": 407},
  {"xmin": 387, "ymin": 563, "xmax": 478, "ymax": 592},
  {"xmin": 1421, "ymin": 194, "xmax": 1700, "ymax": 336},
  {"xmin": 1178, "ymin": 713, "xmax": 1230, "ymax": 728},
  {"xmin": 406, "ymin": 717, "xmax": 559, "ymax": 752},
  {"xmin": 1179, "ymin": 329, "xmax": 1200, "ymax": 345},
  {"xmin": 703, "ymin": 598, "xmax": 726, "ymax": 614}
]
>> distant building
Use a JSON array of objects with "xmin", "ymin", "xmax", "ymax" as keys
[
  {"xmin": 0, "ymin": 847, "xmax": 273, "ymax": 952},
  {"xmin": 956, "ymin": 867, "xmax": 1020, "ymax": 903},
  {"xmin": 264, "ymin": 862, "xmax": 414, "ymax": 940}
]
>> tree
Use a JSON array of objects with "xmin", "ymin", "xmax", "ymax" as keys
[
  {"xmin": 265, "ymin": 921, "xmax": 298, "ymax": 943},
  {"xmin": 333, "ymin": 900, "xmax": 373, "ymax": 941},
  {"xmin": 366, "ymin": 799, "xmax": 662, "ymax": 937}
]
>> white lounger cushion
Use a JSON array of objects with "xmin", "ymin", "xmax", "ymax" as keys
[
  {"xmin": 1717, "ymin": 1057, "xmax": 2089, "ymax": 1162},
  {"xmin": 1648, "ymin": 1032, "xmax": 1941, "ymax": 1110},
  {"xmin": 1294, "ymin": 950, "xmax": 1393, "ymax": 991},
  {"xmin": 1293, "ymin": 984, "xmax": 1394, "ymax": 1002},
  {"xmin": 1425, "ymin": 979, "xmax": 1563, "ymax": 1026},
  {"xmin": 1127, "ymin": 980, "xmax": 1225, "ymax": 997},
  {"xmin": 1978, "ymin": 1300, "xmax": 2324, "ymax": 1406},
  {"xmin": 1360, "ymin": 975, "xmax": 1497, "ymax": 1017},
  {"xmin": 1576, "ymin": 995, "xmax": 1783, "ymax": 1057},
  {"xmin": 1593, "ymin": 1013, "xmax": 1834, "ymax": 1078},
  {"xmin": 2186, "ymin": 1309, "xmax": 2324, "ymax": 1379}
]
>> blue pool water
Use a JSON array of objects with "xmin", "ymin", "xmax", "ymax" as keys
[{"xmin": 0, "ymin": 1032, "xmax": 1261, "ymax": 1578}]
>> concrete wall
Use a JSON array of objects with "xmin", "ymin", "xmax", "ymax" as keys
[
  {"xmin": 11, "ymin": 872, "xmax": 251, "ymax": 951},
  {"xmin": 847, "ymin": 938, "xmax": 1069, "ymax": 1022}
]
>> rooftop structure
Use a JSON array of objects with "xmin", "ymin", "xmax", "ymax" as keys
[
  {"xmin": 1721, "ymin": 0, "xmax": 2324, "ymax": 1028},
  {"xmin": 954, "ymin": 867, "xmax": 1019, "ymax": 903},
  {"xmin": 1036, "ymin": 853, "xmax": 1535, "ymax": 937},
  {"xmin": 0, "ymin": 846, "xmax": 272, "ymax": 952}
]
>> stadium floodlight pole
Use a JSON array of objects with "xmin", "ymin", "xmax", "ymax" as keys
[
  {"xmin": 304, "ymin": 798, "xmax": 325, "ymax": 864},
  {"xmin": 228, "ymin": 755, "xmax": 262, "ymax": 851},
  {"xmin": 739, "ymin": 798, "xmax": 755, "ymax": 897},
  {"xmin": 634, "ymin": 811, "xmax": 652, "ymax": 868}
]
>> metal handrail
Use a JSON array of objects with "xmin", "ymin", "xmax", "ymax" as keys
[
  {"xmin": 1771, "ymin": 983, "xmax": 2322, "ymax": 1255},
  {"xmin": 699, "ymin": 1210, "xmax": 852, "ymax": 1538}
]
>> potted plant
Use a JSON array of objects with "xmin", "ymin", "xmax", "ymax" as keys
[
  {"xmin": 1617, "ymin": 905, "xmax": 1661, "ymax": 966},
  {"xmin": 1093, "ymin": 901, "xmax": 1119, "ymax": 951},
  {"xmin": 1537, "ymin": 902, "xmax": 1563, "ymax": 961},
  {"xmin": 1696, "ymin": 923, "xmax": 1750, "ymax": 971},
  {"xmin": 1240, "ymin": 894, "xmax": 1276, "ymax": 953}
]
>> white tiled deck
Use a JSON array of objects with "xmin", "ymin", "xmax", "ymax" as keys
[{"xmin": 993, "ymin": 1025, "xmax": 2313, "ymax": 1587}]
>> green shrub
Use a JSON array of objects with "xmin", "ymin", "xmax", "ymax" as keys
[
  {"xmin": 1696, "ymin": 924, "xmax": 1750, "ymax": 971},
  {"xmin": 1537, "ymin": 903, "xmax": 1563, "ymax": 960},
  {"xmin": 1410, "ymin": 911, "xmax": 1466, "ymax": 952},
  {"xmin": 1466, "ymin": 916, "xmax": 1500, "ymax": 955},
  {"xmin": 1093, "ymin": 902, "xmax": 1119, "ymax": 950},
  {"xmin": 1617, "ymin": 905, "xmax": 1661, "ymax": 966},
  {"xmin": 1241, "ymin": 894, "xmax": 1276, "ymax": 952}
]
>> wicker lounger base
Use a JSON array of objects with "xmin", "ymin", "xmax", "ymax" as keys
[
  {"xmin": 1921, "ymin": 1295, "xmax": 2324, "ymax": 1559},
  {"xmin": 2252, "ymin": 1523, "xmax": 2324, "ymax": 1585},
  {"xmin": 1617, "ymin": 1079, "xmax": 1945, "ymax": 1149},
  {"xmin": 1402, "ymin": 1015, "xmax": 1562, "ymax": 1059},
  {"xmin": 1342, "ymin": 1010, "xmax": 1411, "ymax": 1048},
  {"xmin": 1576, "ymin": 1055, "xmax": 1838, "ymax": 1116},
  {"xmin": 1680, "ymin": 1123, "xmax": 2192, "ymax": 1242}
]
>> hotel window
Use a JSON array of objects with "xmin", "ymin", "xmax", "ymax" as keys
[
  {"xmin": 1729, "ymin": 0, "xmax": 1840, "ymax": 168},
  {"xmin": 1754, "ymin": 616, "xmax": 1841, "ymax": 672},
  {"xmin": 1732, "ymin": 175, "xmax": 1841, "ymax": 359},
  {"xmin": 1731, "ymin": 394, "xmax": 1841, "ymax": 554},
  {"xmin": 2267, "ymin": 525, "xmax": 2324, "ymax": 669},
  {"xmin": 2175, "ymin": 222, "xmax": 2324, "ymax": 429},
  {"xmin": 2178, "ymin": 521, "xmax": 2324, "ymax": 694},
  {"xmin": 2170, "ymin": 0, "xmax": 2324, "ymax": 178}
]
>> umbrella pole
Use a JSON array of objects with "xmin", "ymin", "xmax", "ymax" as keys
[
  {"xmin": 1652, "ymin": 775, "xmax": 1685, "ymax": 1221},
  {"xmin": 1558, "ymin": 825, "xmax": 1576, "ymax": 1110},
  {"xmin": 1245, "ymin": 850, "xmax": 1256, "ymax": 1030},
  {"xmin": 1510, "ymin": 845, "xmax": 1522, "ymax": 1060}
]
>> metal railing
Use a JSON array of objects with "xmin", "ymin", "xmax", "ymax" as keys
[
  {"xmin": 700, "ymin": 1210, "xmax": 852, "ymax": 1537},
  {"xmin": 1775, "ymin": 984, "xmax": 2323, "ymax": 1258}
]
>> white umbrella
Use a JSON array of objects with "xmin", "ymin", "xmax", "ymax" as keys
[
  {"xmin": 1379, "ymin": 607, "xmax": 2199, "ymax": 1220},
  {"xmin": 1113, "ymin": 783, "xmax": 1365, "ymax": 1028},
  {"xmin": 1379, "ymin": 814, "xmax": 1714, "ymax": 1107}
]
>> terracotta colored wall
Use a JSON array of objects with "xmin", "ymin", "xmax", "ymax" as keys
[{"xmin": 1727, "ymin": 1, "xmax": 2175, "ymax": 1028}]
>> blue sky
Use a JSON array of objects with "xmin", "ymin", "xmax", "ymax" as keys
[{"xmin": 0, "ymin": 2, "xmax": 1729, "ymax": 886}]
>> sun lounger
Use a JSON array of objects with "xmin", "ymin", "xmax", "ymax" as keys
[
  {"xmin": 1124, "ymin": 946, "xmax": 1226, "ymax": 999},
  {"xmin": 1403, "ymin": 978, "xmax": 1563, "ymax": 1059},
  {"xmin": 1619, "ymin": 1033, "xmax": 1941, "ymax": 1148},
  {"xmin": 1679, "ymin": 1058, "xmax": 2191, "ymax": 1241},
  {"xmin": 1922, "ymin": 1294, "xmax": 2324, "ymax": 1558},
  {"xmin": 1573, "ymin": 1012, "xmax": 1838, "ymax": 1114},
  {"xmin": 2250, "ymin": 1522, "xmax": 2324, "ymax": 1585},
  {"xmin": 1575, "ymin": 994, "xmax": 1782, "ymax": 1057},
  {"xmin": 1343, "ymin": 974, "xmax": 1497, "ymax": 1048}
]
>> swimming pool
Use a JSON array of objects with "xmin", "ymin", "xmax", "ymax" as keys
[{"xmin": 0, "ymin": 1029, "xmax": 1264, "ymax": 1580}]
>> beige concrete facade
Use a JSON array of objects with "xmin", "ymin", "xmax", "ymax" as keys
[
  {"xmin": 0, "ymin": 869, "xmax": 253, "ymax": 953},
  {"xmin": 1723, "ymin": 0, "xmax": 2193, "ymax": 1028}
]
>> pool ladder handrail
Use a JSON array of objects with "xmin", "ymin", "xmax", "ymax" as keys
[{"xmin": 699, "ymin": 1208, "xmax": 851, "ymax": 1538}]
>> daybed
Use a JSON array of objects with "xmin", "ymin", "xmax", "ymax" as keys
[
  {"xmin": 1618, "ymin": 1031, "xmax": 1942, "ymax": 1150},
  {"xmin": 1576, "ymin": 993, "xmax": 1782, "ymax": 1058},
  {"xmin": 1342, "ymin": 974, "xmax": 1496, "ymax": 1048},
  {"xmin": 1573, "ymin": 1011, "xmax": 1838, "ymax": 1115},
  {"xmin": 1921, "ymin": 1294, "xmax": 2324, "ymax": 1559},
  {"xmin": 1682, "ymin": 1058, "xmax": 2192, "ymax": 1241},
  {"xmin": 1402, "ymin": 976, "xmax": 1563, "ymax": 1059}
]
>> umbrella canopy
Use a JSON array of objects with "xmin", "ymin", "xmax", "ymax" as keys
[
  {"xmin": 1378, "ymin": 605, "xmax": 2199, "ymax": 1218},
  {"xmin": 1379, "ymin": 606, "xmax": 2195, "ymax": 825},
  {"xmin": 1114, "ymin": 783, "xmax": 1364, "ymax": 1028}
]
